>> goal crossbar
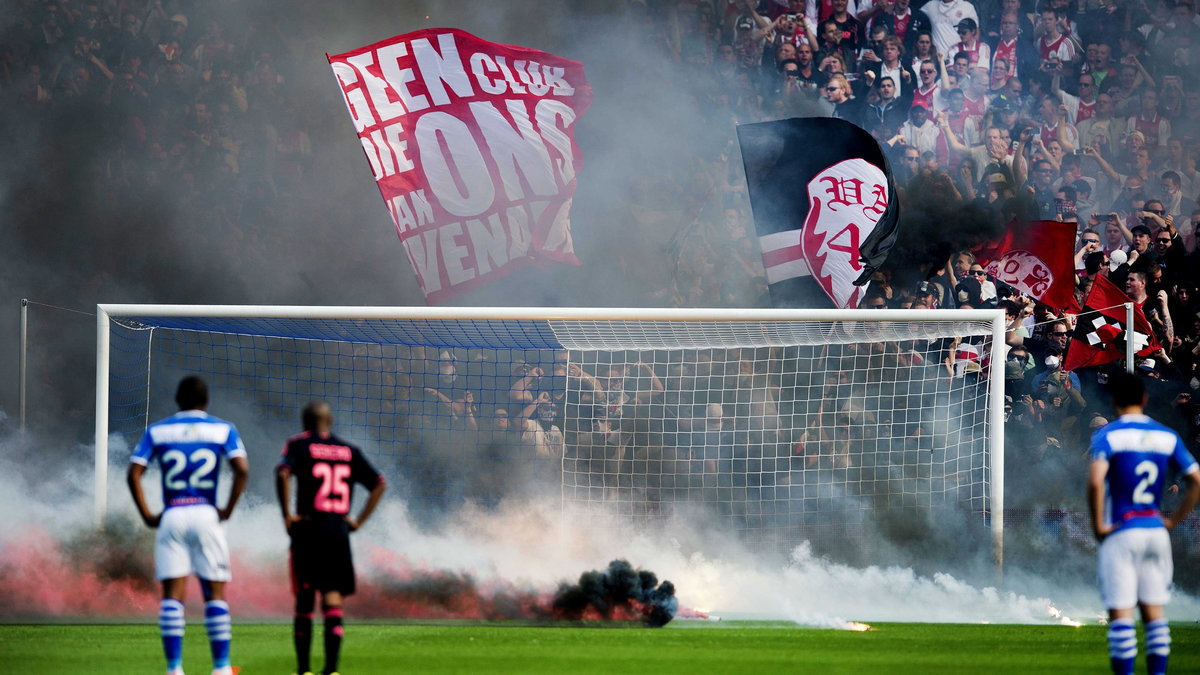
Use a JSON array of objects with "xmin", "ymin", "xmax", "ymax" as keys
[{"xmin": 95, "ymin": 305, "xmax": 1006, "ymax": 567}]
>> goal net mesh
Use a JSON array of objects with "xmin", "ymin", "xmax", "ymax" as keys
[{"xmin": 105, "ymin": 311, "xmax": 998, "ymax": 554}]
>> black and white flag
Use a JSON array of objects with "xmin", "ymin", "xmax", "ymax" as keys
[{"xmin": 737, "ymin": 118, "xmax": 901, "ymax": 308}]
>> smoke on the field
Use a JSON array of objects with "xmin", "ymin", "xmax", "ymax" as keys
[
  {"xmin": 551, "ymin": 559, "xmax": 678, "ymax": 627},
  {"xmin": 4, "ymin": 422, "xmax": 1200, "ymax": 625},
  {"xmin": 4, "ymin": 0, "xmax": 1199, "ymax": 631}
]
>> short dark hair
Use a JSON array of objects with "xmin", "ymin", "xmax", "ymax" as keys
[
  {"xmin": 175, "ymin": 376, "xmax": 209, "ymax": 410},
  {"xmin": 302, "ymin": 400, "xmax": 331, "ymax": 432},
  {"xmin": 1108, "ymin": 372, "xmax": 1146, "ymax": 408}
]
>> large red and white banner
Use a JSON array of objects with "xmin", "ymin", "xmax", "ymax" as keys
[
  {"xmin": 975, "ymin": 220, "xmax": 1080, "ymax": 313},
  {"xmin": 328, "ymin": 29, "xmax": 592, "ymax": 304}
]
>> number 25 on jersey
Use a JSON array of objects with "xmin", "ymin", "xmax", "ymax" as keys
[{"xmin": 313, "ymin": 462, "xmax": 351, "ymax": 513}]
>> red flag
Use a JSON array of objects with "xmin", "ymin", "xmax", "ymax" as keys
[
  {"xmin": 1062, "ymin": 274, "xmax": 1161, "ymax": 371},
  {"xmin": 975, "ymin": 220, "xmax": 1080, "ymax": 312},
  {"xmin": 328, "ymin": 29, "xmax": 593, "ymax": 304}
]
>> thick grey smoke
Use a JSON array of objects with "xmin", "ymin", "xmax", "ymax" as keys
[
  {"xmin": 3, "ymin": 1, "xmax": 1197, "ymax": 627},
  {"xmin": 1, "ymin": 0, "xmax": 745, "ymax": 431}
]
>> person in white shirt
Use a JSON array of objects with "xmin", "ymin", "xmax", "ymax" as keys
[
  {"xmin": 948, "ymin": 17, "xmax": 990, "ymax": 70},
  {"xmin": 901, "ymin": 105, "xmax": 948, "ymax": 166},
  {"xmin": 921, "ymin": 0, "xmax": 979, "ymax": 58},
  {"xmin": 1035, "ymin": 9, "xmax": 1078, "ymax": 66}
]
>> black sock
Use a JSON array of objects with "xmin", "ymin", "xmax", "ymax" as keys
[
  {"xmin": 293, "ymin": 614, "xmax": 313, "ymax": 673},
  {"xmin": 323, "ymin": 607, "xmax": 344, "ymax": 674}
]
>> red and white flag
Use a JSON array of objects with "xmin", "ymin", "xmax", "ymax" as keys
[
  {"xmin": 328, "ymin": 29, "xmax": 593, "ymax": 304},
  {"xmin": 1062, "ymin": 273, "xmax": 1161, "ymax": 371},
  {"xmin": 975, "ymin": 220, "xmax": 1080, "ymax": 313}
]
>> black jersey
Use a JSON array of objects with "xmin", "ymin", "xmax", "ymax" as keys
[{"xmin": 279, "ymin": 432, "xmax": 382, "ymax": 517}]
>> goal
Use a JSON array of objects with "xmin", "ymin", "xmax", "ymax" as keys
[{"xmin": 95, "ymin": 306, "xmax": 1006, "ymax": 562}]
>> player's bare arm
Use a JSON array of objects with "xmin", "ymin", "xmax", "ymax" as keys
[
  {"xmin": 347, "ymin": 478, "xmax": 387, "ymax": 532},
  {"xmin": 1087, "ymin": 458, "xmax": 1112, "ymax": 541},
  {"xmin": 1163, "ymin": 468, "xmax": 1200, "ymax": 531},
  {"xmin": 126, "ymin": 463, "xmax": 161, "ymax": 528},
  {"xmin": 218, "ymin": 455, "xmax": 250, "ymax": 521},
  {"xmin": 275, "ymin": 464, "xmax": 301, "ymax": 533}
]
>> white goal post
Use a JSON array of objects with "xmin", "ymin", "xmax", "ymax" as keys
[{"xmin": 95, "ymin": 305, "xmax": 1006, "ymax": 565}]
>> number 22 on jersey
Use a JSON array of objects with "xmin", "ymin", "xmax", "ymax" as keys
[
  {"xmin": 313, "ymin": 462, "xmax": 351, "ymax": 513},
  {"xmin": 162, "ymin": 448, "xmax": 217, "ymax": 490}
]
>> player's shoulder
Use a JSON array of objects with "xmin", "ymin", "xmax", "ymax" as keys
[
  {"xmin": 286, "ymin": 431, "xmax": 313, "ymax": 445},
  {"xmin": 149, "ymin": 410, "xmax": 195, "ymax": 428},
  {"xmin": 1115, "ymin": 414, "xmax": 1177, "ymax": 436},
  {"xmin": 328, "ymin": 432, "xmax": 359, "ymax": 448},
  {"xmin": 159, "ymin": 409, "xmax": 238, "ymax": 429},
  {"xmin": 323, "ymin": 433, "xmax": 366, "ymax": 458},
  {"xmin": 197, "ymin": 411, "xmax": 239, "ymax": 430},
  {"xmin": 1096, "ymin": 414, "xmax": 1182, "ymax": 454}
]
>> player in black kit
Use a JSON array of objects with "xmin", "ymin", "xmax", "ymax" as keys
[{"xmin": 276, "ymin": 401, "xmax": 386, "ymax": 675}]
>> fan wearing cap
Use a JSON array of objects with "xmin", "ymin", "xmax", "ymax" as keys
[
  {"xmin": 728, "ymin": 1, "xmax": 772, "ymax": 70},
  {"xmin": 900, "ymin": 105, "xmax": 948, "ymax": 167},
  {"xmin": 983, "ymin": 171, "xmax": 1014, "ymax": 206},
  {"xmin": 914, "ymin": 280, "xmax": 942, "ymax": 308},
  {"xmin": 1030, "ymin": 346, "xmax": 1085, "ymax": 402},
  {"xmin": 948, "ymin": 18, "xmax": 990, "ymax": 70},
  {"xmin": 1126, "ymin": 224, "xmax": 1155, "ymax": 268}
]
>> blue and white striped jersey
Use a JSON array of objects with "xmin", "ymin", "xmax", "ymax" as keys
[
  {"xmin": 131, "ymin": 410, "xmax": 247, "ymax": 509},
  {"xmin": 1090, "ymin": 414, "xmax": 1198, "ymax": 532}
]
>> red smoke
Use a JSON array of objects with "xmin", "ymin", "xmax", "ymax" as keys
[{"xmin": 0, "ymin": 529, "xmax": 694, "ymax": 622}]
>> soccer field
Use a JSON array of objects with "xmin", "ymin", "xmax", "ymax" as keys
[{"xmin": 3, "ymin": 621, "xmax": 1198, "ymax": 674}]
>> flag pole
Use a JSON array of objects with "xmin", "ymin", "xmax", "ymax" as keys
[{"xmin": 1124, "ymin": 302, "xmax": 1135, "ymax": 374}]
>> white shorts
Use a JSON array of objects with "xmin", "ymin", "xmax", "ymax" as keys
[
  {"xmin": 155, "ymin": 504, "xmax": 232, "ymax": 582},
  {"xmin": 1097, "ymin": 527, "xmax": 1173, "ymax": 609}
]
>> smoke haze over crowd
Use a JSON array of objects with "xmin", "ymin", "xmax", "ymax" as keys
[{"xmin": 3, "ymin": 0, "xmax": 1199, "ymax": 627}]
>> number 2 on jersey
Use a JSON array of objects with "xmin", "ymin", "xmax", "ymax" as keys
[
  {"xmin": 313, "ymin": 462, "xmax": 352, "ymax": 513},
  {"xmin": 1132, "ymin": 460, "xmax": 1159, "ymax": 505}
]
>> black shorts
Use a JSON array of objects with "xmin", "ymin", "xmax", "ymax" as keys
[{"xmin": 289, "ymin": 517, "xmax": 356, "ymax": 596}]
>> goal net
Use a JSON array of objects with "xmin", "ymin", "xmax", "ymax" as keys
[{"xmin": 96, "ymin": 306, "xmax": 1005, "ymax": 560}]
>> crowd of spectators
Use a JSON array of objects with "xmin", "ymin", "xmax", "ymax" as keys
[
  {"xmin": 7, "ymin": 0, "xmax": 1199, "ymax": 553},
  {"xmin": 645, "ymin": 0, "xmax": 1200, "ymax": 491},
  {"xmin": 397, "ymin": 331, "xmax": 990, "ymax": 553},
  {"xmin": 2, "ymin": 0, "xmax": 330, "ymax": 291}
]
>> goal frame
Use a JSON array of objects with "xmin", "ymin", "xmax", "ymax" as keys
[{"xmin": 95, "ymin": 304, "xmax": 1007, "ymax": 565}]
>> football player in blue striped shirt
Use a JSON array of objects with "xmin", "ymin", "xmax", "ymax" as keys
[
  {"xmin": 128, "ymin": 376, "xmax": 250, "ymax": 675},
  {"xmin": 1088, "ymin": 372, "xmax": 1200, "ymax": 675}
]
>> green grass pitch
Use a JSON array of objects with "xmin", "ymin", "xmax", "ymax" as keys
[{"xmin": 2, "ymin": 621, "xmax": 1197, "ymax": 674}]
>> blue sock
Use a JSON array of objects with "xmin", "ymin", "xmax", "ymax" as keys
[
  {"xmin": 204, "ymin": 600, "xmax": 232, "ymax": 669},
  {"xmin": 159, "ymin": 599, "xmax": 185, "ymax": 671},
  {"xmin": 1107, "ymin": 618, "xmax": 1136, "ymax": 675},
  {"xmin": 1145, "ymin": 618, "xmax": 1170, "ymax": 675}
]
